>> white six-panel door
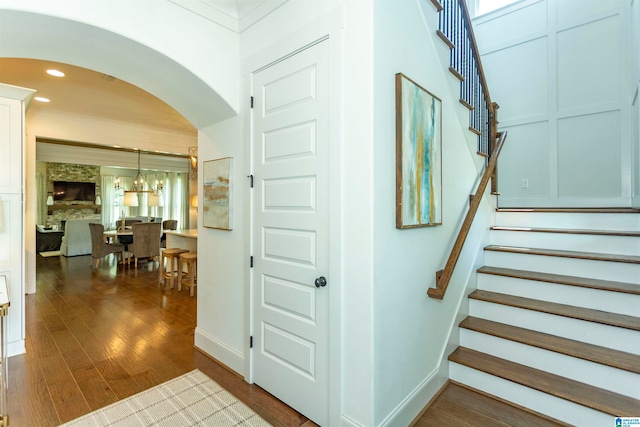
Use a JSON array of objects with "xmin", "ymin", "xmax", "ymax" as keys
[{"xmin": 250, "ymin": 39, "xmax": 330, "ymax": 425}]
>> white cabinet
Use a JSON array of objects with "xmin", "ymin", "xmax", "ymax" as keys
[{"xmin": 0, "ymin": 84, "xmax": 35, "ymax": 356}]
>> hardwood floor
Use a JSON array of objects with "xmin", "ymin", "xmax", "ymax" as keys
[
  {"xmin": 8, "ymin": 253, "xmax": 316, "ymax": 427},
  {"xmin": 414, "ymin": 382, "xmax": 569, "ymax": 427},
  {"xmin": 11, "ymin": 253, "xmax": 570, "ymax": 426}
]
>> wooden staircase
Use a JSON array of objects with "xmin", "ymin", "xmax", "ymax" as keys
[{"xmin": 449, "ymin": 209, "xmax": 640, "ymax": 425}]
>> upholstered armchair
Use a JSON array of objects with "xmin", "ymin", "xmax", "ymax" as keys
[
  {"xmin": 129, "ymin": 222, "xmax": 162, "ymax": 268},
  {"xmin": 89, "ymin": 223, "xmax": 125, "ymax": 268},
  {"xmin": 61, "ymin": 217, "xmax": 99, "ymax": 256}
]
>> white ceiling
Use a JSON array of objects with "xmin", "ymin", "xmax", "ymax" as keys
[{"xmin": 0, "ymin": 58, "xmax": 197, "ymax": 137}]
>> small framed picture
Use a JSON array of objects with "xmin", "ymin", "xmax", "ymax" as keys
[{"xmin": 202, "ymin": 157, "xmax": 233, "ymax": 230}]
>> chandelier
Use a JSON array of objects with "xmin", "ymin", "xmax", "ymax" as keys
[
  {"xmin": 115, "ymin": 150, "xmax": 163, "ymax": 197},
  {"xmin": 188, "ymin": 146, "xmax": 198, "ymax": 181}
]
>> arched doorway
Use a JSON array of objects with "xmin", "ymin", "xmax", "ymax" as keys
[{"xmin": 0, "ymin": 6, "xmax": 238, "ymax": 351}]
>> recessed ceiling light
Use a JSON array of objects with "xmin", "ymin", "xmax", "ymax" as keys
[
  {"xmin": 46, "ymin": 69, "xmax": 65, "ymax": 77},
  {"xmin": 34, "ymin": 96, "xmax": 50, "ymax": 103}
]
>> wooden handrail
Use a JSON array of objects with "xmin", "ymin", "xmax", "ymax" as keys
[
  {"xmin": 426, "ymin": 0, "xmax": 504, "ymax": 300},
  {"xmin": 428, "ymin": 131, "xmax": 507, "ymax": 300}
]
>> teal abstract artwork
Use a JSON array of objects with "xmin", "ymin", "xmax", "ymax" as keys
[{"xmin": 396, "ymin": 73, "xmax": 442, "ymax": 228}]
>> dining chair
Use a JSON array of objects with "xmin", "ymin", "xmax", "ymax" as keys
[
  {"xmin": 161, "ymin": 219, "xmax": 178, "ymax": 248},
  {"xmin": 89, "ymin": 223, "xmax": 125, "ymax": 268},
  {"xmin": 129, "ymin": 222, "xmax": 162, "ymax": 268}
]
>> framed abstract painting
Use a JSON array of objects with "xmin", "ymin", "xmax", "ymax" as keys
[
  {"xmin": 203, "ymin": 157, "xmax": 233, "ymax": 230},
  {"xmin": 395, "ymin": 73, "xmax": 442, "ymax": 228}
]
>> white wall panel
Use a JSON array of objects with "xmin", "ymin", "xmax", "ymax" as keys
[
  {"xmin": 499, "ymin": 121, "xmax": 550, "ymax": 198},
  {"xmin": 557, "ymin": 111, "xmax": 621, "ymax": 198},
  {"xmin": 475, "ymin": 0, "xmax": 632, "ymax": 207},
  {"xmin": 556, "ymin": 0, "xmax": 622, "ymax": 26},
  {"xmin": 474, "ymin": 0, "xmax": 547, "ymax": 50},
  {"xmin": 556, "ymin": 16, "xmax": 620, "ymax": 112},
  {"xmin": 483, "ymin": 38, "xmax": 548, "ymax": 121}
]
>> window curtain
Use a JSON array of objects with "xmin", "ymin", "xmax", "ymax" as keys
[
  {"xmin": 164, "ymin": 172, "xmax": 188, "ymax": 229},
  {"xmin": 101, "ymin": 175, "xmax": 116, "ymax": 229},
  {"xmin": 117, "ymin": 176, "xmax": 135, "ymax": 219},
  {"xmin": 36, "ymin": 172, "xmax": 46, "ymax": 225},
  {"xmin": 143, "ymin": 173, "xmax": 160, "ymax": 219}
]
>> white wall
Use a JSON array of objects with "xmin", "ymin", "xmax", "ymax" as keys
[
  {"xmin": 195, "ymin": 3, "xmax": 376, "ymax": 426},
  {"xmin": 193, "ymin": 117, "xmax": 248, "ymax": 372},
  {"xmin": 473, "ymin": 0, "xmax": 634, "ymax": 208},
  {"xmin": 2, "ymin": 2, "xmax": 497, "ymax": 425},
  {"xmin": 632, "ymin": 0, "xmax": 640, "ymax": 209},
  {"xmin": 372, "ymin": 1, "xmax": 493, "ymax": 425},
  {"xmin": 0, "ymin": 1, "xmax": 239, "ymax": 129},
  {"xmin": 29, "ymin": 110, "xmax": 197, "ymax": 155}
]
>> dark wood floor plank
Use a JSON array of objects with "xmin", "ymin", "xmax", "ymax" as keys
[
  {"xmin": 7, "ymin": 353, "xmax": 60, "ymax": 427},
  {"xmin": 94, "ymin": 357, "xmax": 147, "ymax": 399},
  {"xmin": 415, "ymin": 382, "xmax": 568, "ymax": 427},
  {"xmin": 72, "ymin": 366, "xmax": 120, "ymax": 410},
  {"xmin": 442, "ymin": 382, "xmax": 568, "ymax": 427},
  {"xmin": 470, "ymin": 289, "xmax": 640, "ymax": 331}
]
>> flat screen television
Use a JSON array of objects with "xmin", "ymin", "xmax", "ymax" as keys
[{"xmin": 53, "ymin": 181, "xmax": 96, "ymax": 202}]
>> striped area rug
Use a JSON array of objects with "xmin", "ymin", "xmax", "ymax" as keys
[{"xmin": 60, "ymin": 370, "xmax": 272, "ymax": 426}]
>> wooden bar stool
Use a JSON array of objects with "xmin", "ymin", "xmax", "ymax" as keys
[
  {"xmin": 178, "ymin": 252, "xmax": 198, "ymax": 296},
  {"xmin": 159, "ymin": 248, "xmax": 188, "ymax": 290}
]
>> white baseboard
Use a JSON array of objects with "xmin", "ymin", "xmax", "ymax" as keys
[
  {"xmin": 340, "ymin": 415, "xmax": 363, "ymax": 427},
  {"xmin": 8, "ymin": 339, "xmax": 25, "ymax": 358},
  {"xmin": 194, "ymin": 327, "xmax": 244, "ymax": 375},
  {"xmin": 378, "ymin": 367, "xmax": 445, "ymax": 427}
]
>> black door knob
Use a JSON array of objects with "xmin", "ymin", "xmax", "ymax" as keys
[{"xmin": 315, "ymin": 276, "xmax": 327, "ymax": 288}]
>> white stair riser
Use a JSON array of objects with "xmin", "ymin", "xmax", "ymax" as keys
[
  {"xmin": 490, "ymin": 230, "xmax": 640, "ymax": 256},
  {"xmin": 484, "ymin": 251, "xmax": 640, "ymax": 284},
  {"xmin": 477, "ymin": 274, "xmax": 640, "ymax": 317},
  {"xmin": 495, "ymin": 211, "xmax": 640, "ymax": 231},
  {"xmin": 460, "ymin": 329, "xmax": 640, "ymax": 398},
  {"xmin": 469, "ymin": 299, "xmax": 640, "ymax": 354},
  {"xmin": 449, "ymin": 363, "xmax": 612, "ymax": 426}
]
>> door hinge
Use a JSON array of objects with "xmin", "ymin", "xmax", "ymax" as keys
[
  {"xmin": 250, "ymin": 256, "xmax": 254, "ymax": 268},
  {"xmin": 250, "ymin": 336, "xmax": 254, "ymax": 348},
  {"xmin": 250, "ymin": 96, "xmax": 254, "ymax": 108},
  {"xmin": 247, "ymin": 174, "xmax": 254, "ymax": 188}
]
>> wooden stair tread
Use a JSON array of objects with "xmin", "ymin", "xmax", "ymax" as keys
[
  {"xmin": 418, "ymin": 382, "xmax": 569, "ymax": 427},
  {"xmin": 460, "ymin": 316, "xmax": 640, "ymax": 374},
  {"xmin": 485, "ymin": 244, "xmax": 640, "ymax": 264},
  {"xmin": 491, "ymin": 225, "xmax": 640, "ymax": 237},
  {"xmin": 449, "ymin": 347, "xmax": 640, "ymax": 417},
  {"xmin": 477, "ymin": 266, "xmax": 640, "ymax": 295},
  {"xmin": 469, "ymin": 289, "xmax": 640, "ymax": 331}
]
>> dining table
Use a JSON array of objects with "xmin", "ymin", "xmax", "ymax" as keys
[{"xmin": 103, "ymin": 228, "xmax": 133, "ymax": 244}]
